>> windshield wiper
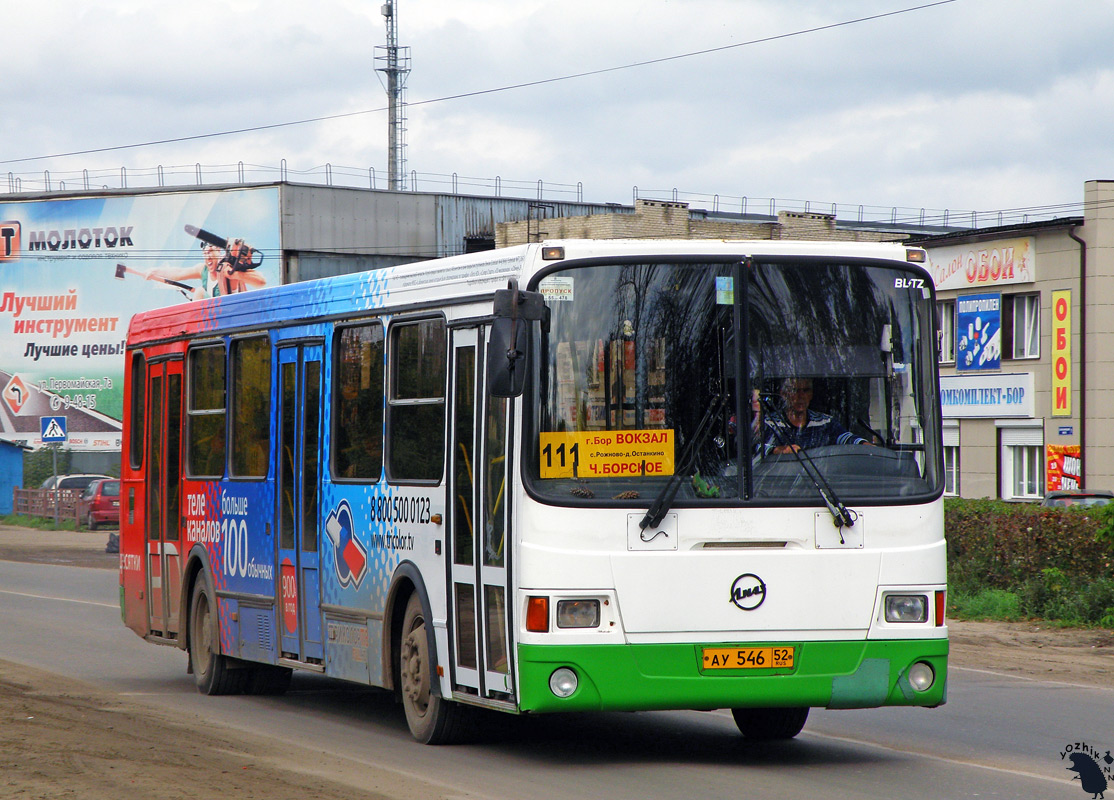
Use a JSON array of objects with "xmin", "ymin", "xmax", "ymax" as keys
[
  {"xmin": 640, "ymin": 392, "xmax": 727, "ymax": 531},
  {"xmin": 758, "ymin": 395, "xmax": 857, "ymax": 534}
]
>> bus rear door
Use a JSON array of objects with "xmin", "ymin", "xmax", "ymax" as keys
[{"xmin": 145, "ymin": 358, "xmax": 183, "ymax": 639}]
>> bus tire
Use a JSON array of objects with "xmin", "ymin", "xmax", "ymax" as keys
[
  {"xmin": 188, "ymin": 577, "xmax": 246, "ymax": 696},
  {"xmin": 731, "ymin": 706, "xmax": 809, "ymax": 740},
  {"xmin": 245, "ymin": 665, "xmax": 293, "ymax": 696},
  {"xmin": 399, "ymin": 592, "xmax": 465, "ymax": 744}
]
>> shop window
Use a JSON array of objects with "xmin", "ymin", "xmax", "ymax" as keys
[
  {"xmin": 944, "ymin": 446, "xmax": 959, "ymax": 496},
  {"xmin": 937, "ymin": 300, "xmax": 956, "ymax": 365},
  {"xmin": 1003, "ymin": 293, "xmax": 1039, "ymax": 360},
  {"xmin": 1000, "ymin": 425, "xmax": 1043, "ymax": 500},
  {"xmin": 943, "ymin": 423, "xmax": 959, "ymax": 496}
]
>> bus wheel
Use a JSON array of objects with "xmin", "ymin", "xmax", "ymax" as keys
[
  {"xmin": 399, "ymin": 593, "xmax": 464, "ymax": 744},
  {"xmin": 731, "ymin": 707, "xmax": 809, "ymax": 740},
  {"xmin": 189, "ymin": 578, "xmax": 245, "ymax": 695},
  {"xmin": 245, "ymin": 665, "xmax": 293, "ymax": 696}
]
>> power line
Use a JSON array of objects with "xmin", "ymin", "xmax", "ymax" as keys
[{"xmin": 0, "ymin": 0, "xmax": 958, "ymax": 167}]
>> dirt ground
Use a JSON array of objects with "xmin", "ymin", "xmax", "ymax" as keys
[{"xmin": 1, "ymin": 524, "xmax": 1112, "ymax": 798}]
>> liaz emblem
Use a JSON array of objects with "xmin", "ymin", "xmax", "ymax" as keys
[
  {"xmin": 325, "ymin": 500, "xmax": 367, "ymax": 588},
  {"xmin": 730, "ymin": 573, "xmax": 766, "ymax": 611}
]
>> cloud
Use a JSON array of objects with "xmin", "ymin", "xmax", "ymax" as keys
[{"xmin": 4, "ymin": 0, "xmax": 1114, "ymax": 217}]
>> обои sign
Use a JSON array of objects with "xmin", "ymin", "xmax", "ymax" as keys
[{"xmin": 927, "ymin": 237, "xmax": 1034, "ymax": 292}]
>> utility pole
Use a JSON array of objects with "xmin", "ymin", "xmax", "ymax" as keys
[{"xmin": 376, "ymin": 0, "xmax": 411, "ymax": 191}]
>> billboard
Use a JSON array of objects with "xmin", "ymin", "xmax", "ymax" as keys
[
  {"xmin": 0, "ymin": 187, "xmax": 281, "ymax": 450},
  {"xmin": 1047, "ymin": 444, "xmax": 1082, "ymax": 492},
  {"xmin": 955, "ymin": 292, "xmax": 1001, "ymax": 372}
]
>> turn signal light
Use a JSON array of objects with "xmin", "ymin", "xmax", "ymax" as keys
[
  {"xmin": 526, "ymin": 596, "xmax": 549, "ymax": 632},
  {"xmin": 935, "ymin": 590, "xmax": 946, "ymax": 627}
]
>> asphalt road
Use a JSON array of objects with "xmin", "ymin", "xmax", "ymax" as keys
[{"xmin": 1, "ymin": 558, "xmax": 1109, "ymax": 800}]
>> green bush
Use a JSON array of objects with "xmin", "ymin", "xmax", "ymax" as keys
[{"xmin": 945, "ymin": 498, "xmax": 1114, "ymax": 627}]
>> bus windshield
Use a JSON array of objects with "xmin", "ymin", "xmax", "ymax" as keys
[{"xmin": 527, "ymin": 257, "xmax": 941, "ymax": 506}]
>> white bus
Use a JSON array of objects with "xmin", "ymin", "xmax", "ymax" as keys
[{"xmin": 121, "ymin": 239, "xmax": 947, "ymax": 744}]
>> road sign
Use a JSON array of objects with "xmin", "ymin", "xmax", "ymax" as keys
[
  {"xmin": 3, "ymin": 374, "xmax": 28, "ymax": 415},
  {"xmin": 40, "ymin": 415, "xmax": 67, "ymax": 443}
]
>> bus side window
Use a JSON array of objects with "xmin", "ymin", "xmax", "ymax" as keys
[
  {"xmin": 230, "ymin": 336, "xmax": 271, "ymax": 479},
  {"xmin": 128, "ymin": 352, "xmax": 146, "ymax": 469},
  {"xmin": 187, "ymin": 345, "xmax": 227, "ymax": 478},
  {"xmin": 388, "ymin": 318, "xmax": 446, "ymax": 482},
  {"xmin": 333, "ymin": 322, "xmax": 385, "ymax": 481}
]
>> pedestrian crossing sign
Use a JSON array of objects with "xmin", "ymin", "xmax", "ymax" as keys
[{"xmin": 40, "ymin": 415, "xmax": 67, "ymax": 443}]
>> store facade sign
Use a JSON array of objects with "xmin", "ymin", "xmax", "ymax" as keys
[
  {"xmin": 1051, "ymin": 289, "xmax": 1071, "ymax": 416},
  {"xmin": 926, "ymin": 237, "xmax": 1034, "ymax": 291},
  {"xmin": 940, "ymin": 373, "xmax": 1034, "ymax": 418},
  {"xmin": 955, "ymin": 292, "xmax": 1001, "ymax": 371}
]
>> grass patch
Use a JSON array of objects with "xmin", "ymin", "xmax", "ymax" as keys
[
  {"xmin": 949, "ymin": 588, "xmax": 1024, "ymax": 622},
  {"xmin": 0, "ymin": 514, "xmax": 80, "ymax": 532}
]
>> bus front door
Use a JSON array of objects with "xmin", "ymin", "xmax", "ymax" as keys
[
  {"xmin": 145, "ymin": 359, "xmax": 183, "ymax": 639},
  {"xmin": 275, "ymin": 343, "xmax": 324, "ymax": 666},
  {"xmin": 449, "ymin": 327, "xmax": 514, "ymax": 702}
]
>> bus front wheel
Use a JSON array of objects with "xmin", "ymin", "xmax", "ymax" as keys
[
  {"xmin": 731, "ymin": 707, "xmax": 809, "ymax": 740},
  {"xmin": 399, "ymin": 593, "xmax": 465, "ymax": 744},
  {"xmin": 189, "ymin": 577, "xmax": 246, "ymax": 695}
]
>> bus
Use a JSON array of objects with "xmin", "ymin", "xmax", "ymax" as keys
[{"xmin": 120, "ymin": 239, "xmax": 947, "ymax": 744}]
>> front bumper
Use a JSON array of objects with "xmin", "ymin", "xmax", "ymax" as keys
[{"xmin": 517, "ymin": 637, "xmax": 948, "ymax": 713}]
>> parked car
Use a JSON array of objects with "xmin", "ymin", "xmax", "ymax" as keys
[
  {"xmin": 1040, "ymin": 489, "xmax": 1114, "ymax": 508},
  {"xmin": 40, "ymin": 474, "xmax": 111, "ymax": 493},
  {"xmin": 78, "ymin": 478, "xmax": 120, "ymax": 530}
]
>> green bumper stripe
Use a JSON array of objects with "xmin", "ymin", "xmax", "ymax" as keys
[{"xmin": 517, "ymin": 638, "xmax": 948, "ymax": 714}]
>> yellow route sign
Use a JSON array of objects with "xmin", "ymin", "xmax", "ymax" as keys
[{"xmin": 539, "ymin": 430, "xmax": 675, "ymax": 479}]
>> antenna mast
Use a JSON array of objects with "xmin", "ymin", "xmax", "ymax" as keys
[{"xmin": 376, "ymin": 1, "xmax": 411, "ymax": 191}]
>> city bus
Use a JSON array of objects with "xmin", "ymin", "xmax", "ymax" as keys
[{"xmin": 119, "ymin": 239, "xmax": 947, "ymax": 744}]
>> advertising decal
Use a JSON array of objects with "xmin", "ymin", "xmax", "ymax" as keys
[{"xmin": 1047, "ymin": 444, "xmax": 1082, "ymax": 492}]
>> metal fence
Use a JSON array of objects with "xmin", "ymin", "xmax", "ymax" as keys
[{"xmin": 12, "ymin": 488, "xmax": 83, "ymax": 528}]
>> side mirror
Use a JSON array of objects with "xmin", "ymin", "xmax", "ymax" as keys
[
  {"xmin": 487, "ymin": 279, "xmax": 547, "ymax": 398},
  {"xmin": 487, "ymin": 317, "xmax": 528, "ymax": 398}
]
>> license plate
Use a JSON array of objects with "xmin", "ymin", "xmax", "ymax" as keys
[
  {"xmin": 702, "ymin": 646, "xmax": 795, "ymax": 670},
  {"xmin": 111, "ymin": 500, "xmax": 119, "ymax": 507}
]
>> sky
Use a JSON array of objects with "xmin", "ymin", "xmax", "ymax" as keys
[{"xmin": 4, "ymin": 0, "xmax": 1114, "ymax": 223}]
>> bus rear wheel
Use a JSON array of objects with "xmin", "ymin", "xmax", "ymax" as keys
[
  {"xmin": 731, "ymin": 707, "xmax": 810, "ymax": 740},
  {"xmin": 189, "ymin": 577, "xmax": 246, "ymax": 695},
  {"xmin": 399, "ymin": 593, "xmax": 465, "ymax": 744}
]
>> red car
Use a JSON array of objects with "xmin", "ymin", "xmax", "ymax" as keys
[{"xmin": 79, "ymin": 478, "xmax": 120, "ymax": 530}]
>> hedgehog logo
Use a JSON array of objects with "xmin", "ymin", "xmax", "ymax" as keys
[{"xmin": 1061, "ymin": 742, "xmax": 1114, "ymax": 799}]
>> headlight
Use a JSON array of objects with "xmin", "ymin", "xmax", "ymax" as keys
[
  {"xmin": 908, "ymin": 661, "xmax": 935, "ymax": 692},
  {"xmin": 556, "ymin": 599, "xmax": 600, "ymax": 628},
  {"xmin": 549, "ymin": 667, "xmax": 578, "ymax": 697},
  {"xmin": 885, "ymin": 594, "xmax": 928, "ymax": 623}
]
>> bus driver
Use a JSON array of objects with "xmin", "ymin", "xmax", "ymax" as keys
[{"xmin": 761, "ymin": 377, "xmax": 869, "ymax": 455}]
